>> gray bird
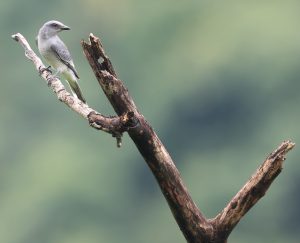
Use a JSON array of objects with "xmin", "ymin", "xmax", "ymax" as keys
[{"xmin": 37, "ymin": 20, "xmax": 86, "ymax": 103}]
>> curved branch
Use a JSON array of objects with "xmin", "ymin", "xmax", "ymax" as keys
[{"xmin": 11, "ymin": 33, "xmax": 136, "ymax": 146}]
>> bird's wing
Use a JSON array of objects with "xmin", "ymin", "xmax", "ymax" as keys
[{"xmin": 50, "ymin": 42, "xmax": 80, "ymax": 79}]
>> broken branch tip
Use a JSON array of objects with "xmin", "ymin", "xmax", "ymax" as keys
[{"xmin": 11, "ymin": 33, "xmax": 19, "ymax": 41}]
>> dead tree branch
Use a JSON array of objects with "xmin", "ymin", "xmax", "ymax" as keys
[
  {"xmin": 82, "ymin": 33, "xmax": 213, "ymax": 241},
  {"xmin": 81, "ymin": 34, "xmax": 295, "ymax": 243},
  {"xmin": 13, "ymin": 32, "xmax": 295, "ymax": 243},
  {"xmin": 211, "ymin": 140, "xmax": 295, "ymax": 241},
  {"xmin": 11, "ymin": 33, "xmax": 136, "ymax": 146}
]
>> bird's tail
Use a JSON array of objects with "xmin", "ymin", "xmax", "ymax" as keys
[{"xmin": 67, "ymin": 79, "xmax": 86, "ymax": 103}]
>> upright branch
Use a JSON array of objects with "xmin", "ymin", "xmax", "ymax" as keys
[
  {"xmin": 13, "ymin": 32, "xmax": 295, "ymax": 243},
  {"xmin": 81, "ymin": 34, "xmax": 213, "ymax": 241}
]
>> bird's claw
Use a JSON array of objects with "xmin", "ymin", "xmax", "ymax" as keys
[{"xmin": 38, "ymin": 65, "xmax": 52, "ymax": 76}]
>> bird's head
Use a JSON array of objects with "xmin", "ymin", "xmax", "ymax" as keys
[{"xmin": 39, "ymin": 20, "xmax": 70, "ymax": 38}]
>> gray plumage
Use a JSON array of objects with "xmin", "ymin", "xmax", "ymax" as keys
[{"xmin": 37, "ymin": 20, "xmax": 86, "ymax": 103}]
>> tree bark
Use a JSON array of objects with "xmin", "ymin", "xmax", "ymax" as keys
[{"xmin": 13, "ymin": 32, "xmax": 295, "ymax": 243}]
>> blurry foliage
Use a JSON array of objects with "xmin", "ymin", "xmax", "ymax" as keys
[{"xmin": 1, "ymin": 0, "xmax": 300, "ymax": 242}]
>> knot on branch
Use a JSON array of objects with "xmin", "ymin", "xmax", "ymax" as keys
[{"xmin": 88, "ymin": 111, "xmax": 139, "ymax": 147}]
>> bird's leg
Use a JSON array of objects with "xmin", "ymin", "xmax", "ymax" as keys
[
  {"xmin": 38, "ymin": 65, "xmax": 60, "ymax": 85},
  {"xmin": 46, "ymin": 70, "xmax": 62, "ymax": 86},
  {"xmin": 38, "ymin": 66, "xmax": 56, "ymax": 86},
  {"xmin": 38, "ymin": 65, "xmax": 52, "ymax": 75}
]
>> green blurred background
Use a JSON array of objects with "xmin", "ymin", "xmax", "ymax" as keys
[{"xmin": 1, "ymin": 0, "xmax": 300, "ymax": 242}]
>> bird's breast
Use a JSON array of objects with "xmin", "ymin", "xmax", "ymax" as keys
[{"xmin": 38, "ymin": 39, "xmax": 61, "ymax": 70}]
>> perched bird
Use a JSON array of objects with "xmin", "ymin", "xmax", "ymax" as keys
[{"xmin": 37, "ymin": 20, "xmax": 86, "ymax": 103}]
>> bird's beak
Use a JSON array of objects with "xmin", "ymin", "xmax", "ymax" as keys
[{"xmin": 61, "ymin": 25, "xmax": 70, "ymax": 30}]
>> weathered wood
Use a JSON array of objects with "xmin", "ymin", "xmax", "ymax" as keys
[
  {"xmin": 81, "ymin": 34, "xmax": 295, "ymax": 242},
  {"xmin": 13, "ymin": 32, "xmax": 295, "ymax": 243},
  {"xmin": 211, "ymin": 140, "xmax": 295, "ymax": 242},
  {"xmin": 82, "ymin": 33, "xmax": 212, "ymax": 243}
]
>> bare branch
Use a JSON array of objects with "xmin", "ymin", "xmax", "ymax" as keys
[
  {"xmin": 13, "ymin": 31, "xmax": 295, "ymax": 243},
  {"xmin": 211, "ymin": 140, "xmax": 295, "ymax": 239},
  {"xmin": 81, "ymin": 34, "xmax": 295, "ymax": 243},
  {"xmin": 11, "ymin": 33, "xmax": 136, "ymax": 144},
  {"xmin": 81, "ymin": 33, "xmax": 213, "ymax": 242},
  {"xmin": 81, "ymin": 34, "xmax": 137, "ymax": 115}
]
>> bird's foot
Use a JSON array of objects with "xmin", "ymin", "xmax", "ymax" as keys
[{"xmin": 38, "ymin": 65, "xmax": 52, "ymax": 76}]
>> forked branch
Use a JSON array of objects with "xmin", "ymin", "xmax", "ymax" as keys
[
  {"xmin": 12, "ymin": 33, "xmax": 136, "ymax": 146},
  {"xmin": 13, "ymin": 32, "xmax": 295, "ymax": 243},
  {"xmin": 81, "ymin": 34, "xmax": 295, "ymax": 242}
]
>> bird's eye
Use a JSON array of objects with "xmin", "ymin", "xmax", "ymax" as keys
[{"xmin": 51, "ymin": 23, "xmax": 59, "ymax": 28}]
